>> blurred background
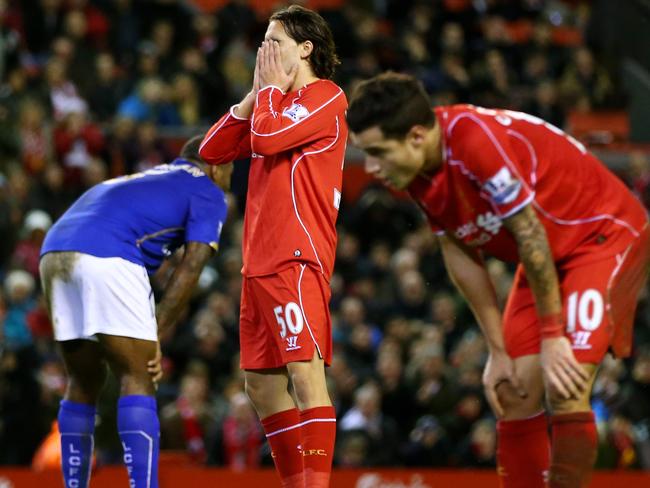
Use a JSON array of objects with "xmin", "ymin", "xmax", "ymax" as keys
[{"xmin": 1, "ymin": 0, "xmax": 650, "ymax": 474}]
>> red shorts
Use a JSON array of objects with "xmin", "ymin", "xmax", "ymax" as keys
[
  {"xmin": 504, "ymin": 226, "xmax": 650, "ymax": 363},
  {"xmin": 239, "ymin": 264, "xmax": 332, "ymax": 370}
]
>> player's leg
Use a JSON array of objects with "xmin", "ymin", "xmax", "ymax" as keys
[
  {"xmin": 546, "ymin": 237, "xmax": 650, "ymax": 488},
  {"xmin": 546, "ymin": 364, "xmax": 598, "ymax": 488},
  {"xmin": 495, "ymin": 356, "xmax": 549, "ymax": 488},
  {"xmin": 77, "ymin": 255, "xmax": 161, "ymax": 488},
  {"xmin": 240, "ymin": 274, "xmax": 304, "ymax": 488},
  {"xmin": 284, "ymin": 266, "xmax": 335, "ymax": 488},
  {"xmin": 99, "ymin": 334, "xmax": 159, "ymax": 488},
  {"xmin": 244, "ymin": 265, "xmax": 336, "ymax": 487},
  {"xmin": 40, "ymin": 252, "xmax": 105, "ymax": 488},
  {"xmin": 245, "ymin": 368, "xmax": 303, "ymax": 488},
  {"xmin": 286, "ymin": 353, "xmax": 336, "ymax": 488},
  {"xmin": 58, "ymin": 340, "xmax": 107, "ymax": 488},
  {"xmin": 496, "ymin": 266, "xmax": 550, "ymax": 488}
]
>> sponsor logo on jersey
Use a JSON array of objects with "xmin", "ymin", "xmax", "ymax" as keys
[
  {"xmin": 455, "ymin": 211, "xmax": 503, "ymax": 246},
  {"xmin": 282, "ymin": 103, "xmax": 310, "ymax": 122},
  {"xmin": 483, "ymin": 167, "xmax": 522, "ymax": 205}
]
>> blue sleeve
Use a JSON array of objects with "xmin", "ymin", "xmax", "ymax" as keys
[{"xmin": 185, "ymin": 184, "xmax": 228, "ymax": 251}]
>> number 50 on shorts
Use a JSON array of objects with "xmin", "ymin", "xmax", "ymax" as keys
[{"xmin": 273, "ymin": 302, "xmax": 304, "ymax": 338}]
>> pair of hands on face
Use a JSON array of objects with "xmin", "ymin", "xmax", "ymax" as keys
[
  {"xmin": 253, "ymin": 40, "xmax": 298, "ymax": 94},
  {"xmin": 483, "ymin": 337, "xmax": 589, "ymax": 418}
]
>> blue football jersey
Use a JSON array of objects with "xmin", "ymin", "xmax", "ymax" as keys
[{"xmin": 42, "ymin": 159, "xmax": 228, "ymax": 274}]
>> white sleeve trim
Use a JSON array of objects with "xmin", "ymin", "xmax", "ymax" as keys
[
  {"xmin": 499, "ymin": 192, "xmax": 535, "ymax": 219},
  {"xmin": 230, "ymin": 104, "xmax": 249, "ymax": 120},
  {"xmin": 258, "ymin": 85, "xmax": 285, "ymax": 95},
  {"xmin": 252, "ymin": 88, "xmax": 343, "ymax": 137}
]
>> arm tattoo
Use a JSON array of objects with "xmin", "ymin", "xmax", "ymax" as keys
[{"xmin": 504, "ymin": 205, "xmax": 562, "ymax": 317}]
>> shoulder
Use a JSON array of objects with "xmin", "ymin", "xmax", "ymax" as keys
[
  {"xmin": 298, "ymin": 80, "xmax": 346, "ymax": 107},
  {"xmin": 444, "ymin": 106, "xmax": 509, "ymax": 151},
  {"xmin": 193, "ymin": 179, "xmax": 228, "ymax": 208}
]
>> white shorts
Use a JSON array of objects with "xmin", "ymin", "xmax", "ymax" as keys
[{"xmin": 41, "ymin": 253, "xmax": 157, "ymax": 342}]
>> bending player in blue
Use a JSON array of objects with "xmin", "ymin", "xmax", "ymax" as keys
[{"xmin": 39, "ymin": 136, "xmax": 232, "ymax": 488}]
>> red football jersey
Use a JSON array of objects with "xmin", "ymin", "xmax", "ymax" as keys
[
  {"xmin": 409, "ymin": 105, "xmax": 648, "ymax": 265},
  {"xmin": 199, "ymin": 80, "xmax": 348, "ymax": 278}
]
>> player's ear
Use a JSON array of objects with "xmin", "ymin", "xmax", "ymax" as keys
[
  {"xmin": 407, "ymin": 125, "xmax": 428, "ymax": 148},
  {"xmin": 300, "ymin": 40, "xmax": 313, "ymax": 60}
]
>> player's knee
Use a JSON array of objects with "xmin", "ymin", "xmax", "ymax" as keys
[
  {"xmin": 244, "ymin": 375, "xmax": 271, "ymax": 405},
  {"xmin": 67, "ymin": 364, "xmax": 108, "ymax": 403},
  {"xmin": 494, "ymin": 381, "xmax": 543, "ymax": 419},
  {"xmin": 118, "ymin": 372, "xmax": 155, "ymax": 396},
  {"xmin": 494, "ymin": 382, "xmax": 523, "ymax": 411},
  {"xmin": 547, "ymin": 390, "xmax": 591, "ymax": 414},
  {"xmin": 289, "ymin": 369, "xmax": 327, "ymax": 408}
]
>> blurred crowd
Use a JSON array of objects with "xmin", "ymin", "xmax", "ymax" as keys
[{"xmin": 1, "ymin": 0, "xmax": 649, "ymax": 473}]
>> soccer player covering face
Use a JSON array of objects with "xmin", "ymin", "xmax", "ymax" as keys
[
  {"xmin": 39, "ymin": 136, "xmax": 232, "ymax": 488},
  {"xmin": 199, "ymin": 6, "xmax": 347, "ymax": 488},
  {"xmin": 348, "ymin": 73, "xmax": 650, "ymax": 488}
]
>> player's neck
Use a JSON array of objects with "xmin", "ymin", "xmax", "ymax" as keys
[
  {"xmin": 419, "ymin": 123, "xmax": 443, "ymax": 176},
  {"xmin": 290, "ymin": 67, "xmax": 319, "ymax": 92}
]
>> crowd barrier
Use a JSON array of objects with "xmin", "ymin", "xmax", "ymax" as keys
[{"xmin": 1, "ymin": 467, "xmax": 650, "ymax": 487}]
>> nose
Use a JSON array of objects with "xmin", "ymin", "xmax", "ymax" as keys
[{"xmin": 364, "ymin": 156, "xmax": 381, "ymax": 175}]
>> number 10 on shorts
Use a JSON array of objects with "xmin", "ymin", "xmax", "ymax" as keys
[
  {"xmin": 565, "ymin": 289, "xmax": 604, "ymax": 350},
  {"xmin": 274, "ymin": 302, "xmax": 304, "ymax": 339}
]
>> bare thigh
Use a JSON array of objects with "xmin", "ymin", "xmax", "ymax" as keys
[
  {"xmin": 97, "ymin": 334, "xmax": 158, "ymax": 397},
  {"xmin": 244, "ymin": 367, "xmax": 294, "ymax": 419},
  {"xmin": 58, "ymin": 339, "xmax": 108, "ymax": 404}
]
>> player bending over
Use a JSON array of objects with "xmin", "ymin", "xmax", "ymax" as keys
[
  {"xmin": 39, "ymin": 136, "xmax": 232, "ymax": 488},
  {"xmin": 347, "ymin": 72, "xmax": 649, "ymax": 488}
]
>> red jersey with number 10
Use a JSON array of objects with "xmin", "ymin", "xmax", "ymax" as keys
[
  {"xmin": 199, "ymin": 80, "xmax": 348, "ymax": 279},
  {"xmin": 409, "ymin": 105, "xmax": 647, "ymax": 266}
]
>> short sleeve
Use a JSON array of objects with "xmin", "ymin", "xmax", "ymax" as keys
[
  {"xmin": 448, "ymin": 114, "xmax": 534, "ymax": 218},
  {"xmin": 186, "ymin": 184, "xmax": 228, "ymax": 251}
]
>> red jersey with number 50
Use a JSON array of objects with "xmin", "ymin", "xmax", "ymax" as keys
[
  {"xmin": 409, "ymin": 105, "xmax": 647, "ymax": 265},
  {"xmin": 199, "ymin": 80, "xmax": 348, "ymax": 279}
]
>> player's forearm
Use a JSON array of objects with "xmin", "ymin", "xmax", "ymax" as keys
[
  {"xmin": 504, "ymin": 206, "xmax": 563, "ymax": 337},
  {"xmin": 440, "ymin": 235, "xmax": 506, "ymax": 353},
  {"xmin": 199, "ymin": 108, "xmax": 252, "ymax": 164},
  {"xmin": 155, "ymin": 266, "xmax": 200, "ymax": 335},
  {"xmin": 155, "ymin": 244, "xmax": 212, "ymax": 335}
]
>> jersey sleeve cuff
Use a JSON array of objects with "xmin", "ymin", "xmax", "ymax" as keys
[
  {"xmin": 230, "ymin": 104, "xmax": 250, "ymax": 120},
  {"xmin": 498, "ymin": 192, "xmax": 535, "ymax": 219},
  {"xmin": 258, "ymin": 85, "xmax": 286, "ymax": 95}
]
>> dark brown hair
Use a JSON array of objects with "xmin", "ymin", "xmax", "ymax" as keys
[
  {"xmin": 270, "ymin": 5, "xmax": 340, "ymax": 80},
  {"xmin": 347, "ymin": 72, "xmax": 436, "ymax": 139}
]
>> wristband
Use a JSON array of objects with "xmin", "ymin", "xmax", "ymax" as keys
[{"xmin": 539, "ymin": 313, "xmax": 565, "ymax": 339}]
